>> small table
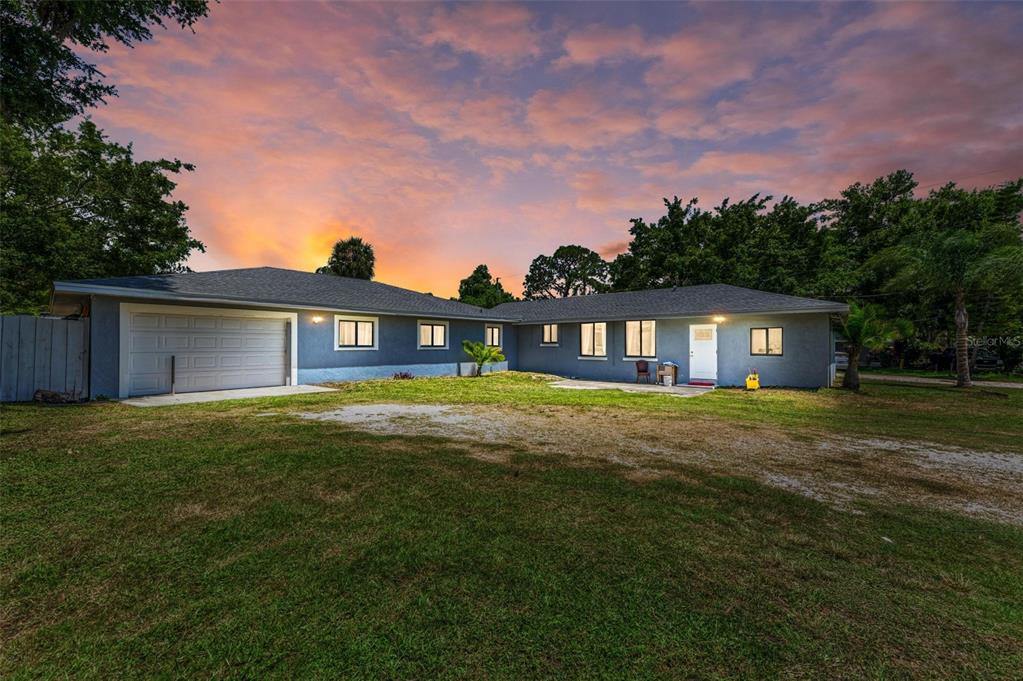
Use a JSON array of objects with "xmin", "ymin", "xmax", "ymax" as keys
[{"xmin": 656, "ymin": 364, "xmax": 678, "ymax": 385}]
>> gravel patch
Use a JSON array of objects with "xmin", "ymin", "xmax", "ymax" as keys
[{"xmin": 293, "ymin": 402, "xmax": 1023, "ymax": 525}]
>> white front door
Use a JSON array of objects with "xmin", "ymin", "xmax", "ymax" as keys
[{"xmin": 689, "ymin": 323, "xmax": 718, "ymax": 380}]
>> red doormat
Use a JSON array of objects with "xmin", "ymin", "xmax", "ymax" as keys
[{"xmin": 688, "ymin": 380, "xmax": 716, "ymax": 387}]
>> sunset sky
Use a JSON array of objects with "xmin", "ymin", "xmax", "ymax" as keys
[{"xmin": 89, "ymin": 1, "xmax": 1023, "ymax": 297}]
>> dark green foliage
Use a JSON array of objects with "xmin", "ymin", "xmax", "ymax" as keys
[
  {"xmin": 456, "ymin": 264, "xmax": 515, "ymax": 308},
  {"xmin": 839, "ymin": 302, "xmax": 913, "ymax": 390},
  {"xmin": 315, "ymin": 236, "xmax": 376, "ymax": 279},
  {"xmin": 0, "ymin": 121, "xmax": 203, "ymax": 313},
  {"xmin": 877, "ymin": 180, "xmax": 1023, "ymax": 385},
  {"xmin": 0, "ymin": 0, "xmax": 211, "ymax": 313},
  {"xmin": 602, "ymin": 170, "xmax": 1023, "ymax": 374},
  {"xmin": 1, "ymin": 0, "xmax": 210, "ymax": 129},
  {"xmin": 610, "ymin": 195, "xmax": 829, "ymax": 296},
  {"xmin": 522, "ymin": 244, "xmax": 609, "ymax": 299}
]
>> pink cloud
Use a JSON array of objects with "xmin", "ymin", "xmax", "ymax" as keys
[{"xmin": 422, "ymin": 3, "xmax": 542, "ymax": 66}]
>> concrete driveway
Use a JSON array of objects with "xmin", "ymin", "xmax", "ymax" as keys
[{"xmin": 123, "ymin": 384, "xmax": 335, "ymax": 407}]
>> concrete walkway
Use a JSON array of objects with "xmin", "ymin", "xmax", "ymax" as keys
[
  {"xmin": 549, "ymin": 379, "xmax": 712, "ymax": 397},
  {"xmin": 859, "ymin": 373, "xmax": 1023, "ymax": 390},
  {"xmin": 123, "ymin": 384, "xmax": 335, "ymax": 407}
]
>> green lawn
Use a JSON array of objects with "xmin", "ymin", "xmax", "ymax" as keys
[
  {"xmin": 859, "ymin": 366, "xmax": 1023, "ymax": 383},
  {"xmin": 2, "ymin": 373, "xmax": 1022, "ymax": 678}
]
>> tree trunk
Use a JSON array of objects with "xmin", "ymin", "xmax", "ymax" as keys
[
  {"xmin": 954, "ymin": 290, "xmax": 972, "ymax": 388},
  {"xmin": 969, "ymin": 294, "xmax": 991, "ymax": 372},
  {"xmin": 842, "ymin": 343, "xmax": 862, "ymax": 390}
]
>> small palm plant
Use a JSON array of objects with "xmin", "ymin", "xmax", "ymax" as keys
[
  {"xmin": 839, "ymin": 301, "xmax": 912, "ymax": 390},
  {"xmin": 462, "ymin": 340, "xmax": 505, "ymax": 377}
]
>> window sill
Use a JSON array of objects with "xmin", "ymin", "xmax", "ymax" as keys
[
  {"xmin": 418, "ymin": 346, "xmax": 449, "ymax": 351},
  {"xmin": 335, "ymin": 346, "xmax": 377, "ymax": 352},
  {"xmin": 623, "ymin": 357, "xmax": 657, "ymax": 362},
  {"xmin": 540, "ymin": 343, "xmax": 559, "ymax": 348},
  {"xmin": 577, "ymin": 355, "xmax": 608, "ymax": 361}
]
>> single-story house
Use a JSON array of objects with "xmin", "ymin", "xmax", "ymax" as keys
[{"xmin": 49, "ymin": 267, "xmax": 847, "ymax": 399}]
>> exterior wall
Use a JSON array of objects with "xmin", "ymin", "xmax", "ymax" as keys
[
  {"xmin": 86, "ymin": 296, "xmax": 513, "ymax": 397},
  {"xmin": 295, "ymin": 310, "xmax": 513, "ymax": 382},
  {"xmin": 514, "ymin": 313, "xmax": 833, "ymax": 388}
]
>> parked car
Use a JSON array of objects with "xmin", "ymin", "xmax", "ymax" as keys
[
  {"xmin": 974, "ymin": 350, "xmax": 1004, "ymax": 372},
  {"xmin": 834, "ymin": 351, "xmax": 849, "ymax": 370}
]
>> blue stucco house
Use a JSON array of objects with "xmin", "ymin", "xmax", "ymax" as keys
[{"xmin": 50, "ymin": 267, "xmax": 847, "ymax": 399}]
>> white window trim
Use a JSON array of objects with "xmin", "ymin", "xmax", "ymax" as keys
[
  {"xmin": 577, "ymin": 356, "xmax": 609, "ymax": 361},
  {"xmin": 622, "ymin": 357, "xmax": 658, "ymax": 362},
  {"xmin": 118, "ymin": 303, "xmax": 298, "ymax": 399},
  {"xmin": 334, "ymin": 314, "xmax": 378, "ymax": 351},
  {"xmin": 541, "ymin": 323, "xmax": 559, "ymax": 347},
  {"xmin": 417, "ymin": 319, "xmax": 449, "ymax": 350},
  {"xmin": 485, "ymin": 323, "xmax": 502, "ymax": 348}
]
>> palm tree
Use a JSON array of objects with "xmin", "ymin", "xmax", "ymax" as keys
[
  {"xmin": 462, "ymin": 341, "xmax": 505, "ymax": 377},
  {"xmin": 839, "ymin": 302, "xmax": 912, "ymax": 390},
  {"xmin": 881, "ymin": 181, "xmax": 1023, "ymax": 387}
]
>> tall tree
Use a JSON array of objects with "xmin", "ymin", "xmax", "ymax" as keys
[
  {"xmin": 316, "ymin": 236, "xmax": 375, "ymax": 279},
  {"xmin": 0, "ymin": 121, "xmax": 203, "ymax": 313},
  {"xmin": 1, "ymin": 0, "xmax": 210, "ymax": 129},
  {"xmin": 0, "ymin": 0, "xmax": 210, "ymax": 313},
  {"xmin": 456, "ymin": 264, "xmax": 515, "ymax": 308},
  {"xmin": 880, "ymin": 180, "xmax": 1023, "ymax": 387},
  {"xmin": 522, "ymin": 245, "xmax": 608, "ymax": 300}
]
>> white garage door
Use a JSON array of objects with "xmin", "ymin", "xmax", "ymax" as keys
[{"xmin": 126, "ymin": 311, "xmax": 289, "ymax": 396}]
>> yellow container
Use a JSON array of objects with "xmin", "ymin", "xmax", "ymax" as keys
[{"xmin": 745, "ymin": 373, "xmax": 760, "ymax": 391}]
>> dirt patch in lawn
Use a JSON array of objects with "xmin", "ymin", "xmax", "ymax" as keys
[{"xmin": 297, "ymin": 403, "xmax": 1023, "ymax": 525}]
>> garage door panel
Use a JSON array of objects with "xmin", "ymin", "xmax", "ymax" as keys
[
  {"xmin": 164, "ymin": 315, "xmax": 190, "ymax": 329},
  {"xmin": 128, "ymin": 311, "xmax": 288, "ymax": 396},
  {"xmin": 132, "ymin": 314, "xmax": 161, "ymax": 330}
]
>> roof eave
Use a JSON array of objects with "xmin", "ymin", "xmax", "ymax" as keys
[
  {"xmin": 509, "ymin": 306, "xmax": 848, "ymax": 325},
  {"xmin": 52, "ymin": 282, "xmax": 518, "ymax": 322}
]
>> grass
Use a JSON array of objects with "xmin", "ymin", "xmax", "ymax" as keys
[
  {"xmin": 858, "ymin": 366, "xmax": 1023, "ymax": 383},
  {"xmin": 2, "ymin": 373, "xmax": 1022, "ymax": 678}
]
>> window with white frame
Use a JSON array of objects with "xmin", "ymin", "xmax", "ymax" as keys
[
  {"xmin": 418, "ymin": 321, "xmax": 448, "ymax": 349},
  {"xmin": 542, "ymin": 324, "xmax": 558, "ymax": 345},
  {"xmin": 579, "ymin": 322, "xmax": 607, "ymax": 357},
  {"xmin": 486, "ymin": 324, "xmax": 501, "ymax": 347},
  {"xmin": 625, "ymin": 320, "xmax": 656, "ymax": 357},
  {"xmin": 750, "ymin": 327, "xmax": 783, "ymax": 356},
  {"xmin": 335, "ymin": 315, "xmax": 377, "ymax": 350}
]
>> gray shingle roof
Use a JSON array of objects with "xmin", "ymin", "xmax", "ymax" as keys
[
  {"xmin": 55, "ymin": 267, "xmax": 513, "ymax": 320},
  {"xmin": 492, "ymin": 284, "xmax": 847, "ymax": 323},
  {"xmin": 55, "ymin": 269, "xmax": 847, "ymax": 323}
]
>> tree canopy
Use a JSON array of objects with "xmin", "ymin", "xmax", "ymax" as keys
[
  {"xmin": 1, "ymin": 0, "xmax": 210, "ymax": 129},
  {"xmin": 456, "ymin": 264, "xmax": 515, "ymax": 308},
  {"xmin": 316, "ymin": 236, "xmax": 375, "ymax": 279},
  {"xmin": 532, "ymin": 169, "xmax": 1022, "ymax": 375},
  {"xmin": 0, "ymin": 0, "xmax": 210, "ymax": 314},
  {"xmin": 0, "ymin": 121, "xmax": 202, "ymax": 313},
  {"xmin": 522, "ymin": 245, "xmax": 609, "ymax": 300}
]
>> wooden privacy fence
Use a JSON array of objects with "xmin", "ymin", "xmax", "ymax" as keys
[{"xmin": 0, "ymin": 316, "xmax": 90, "ymax": 402}]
